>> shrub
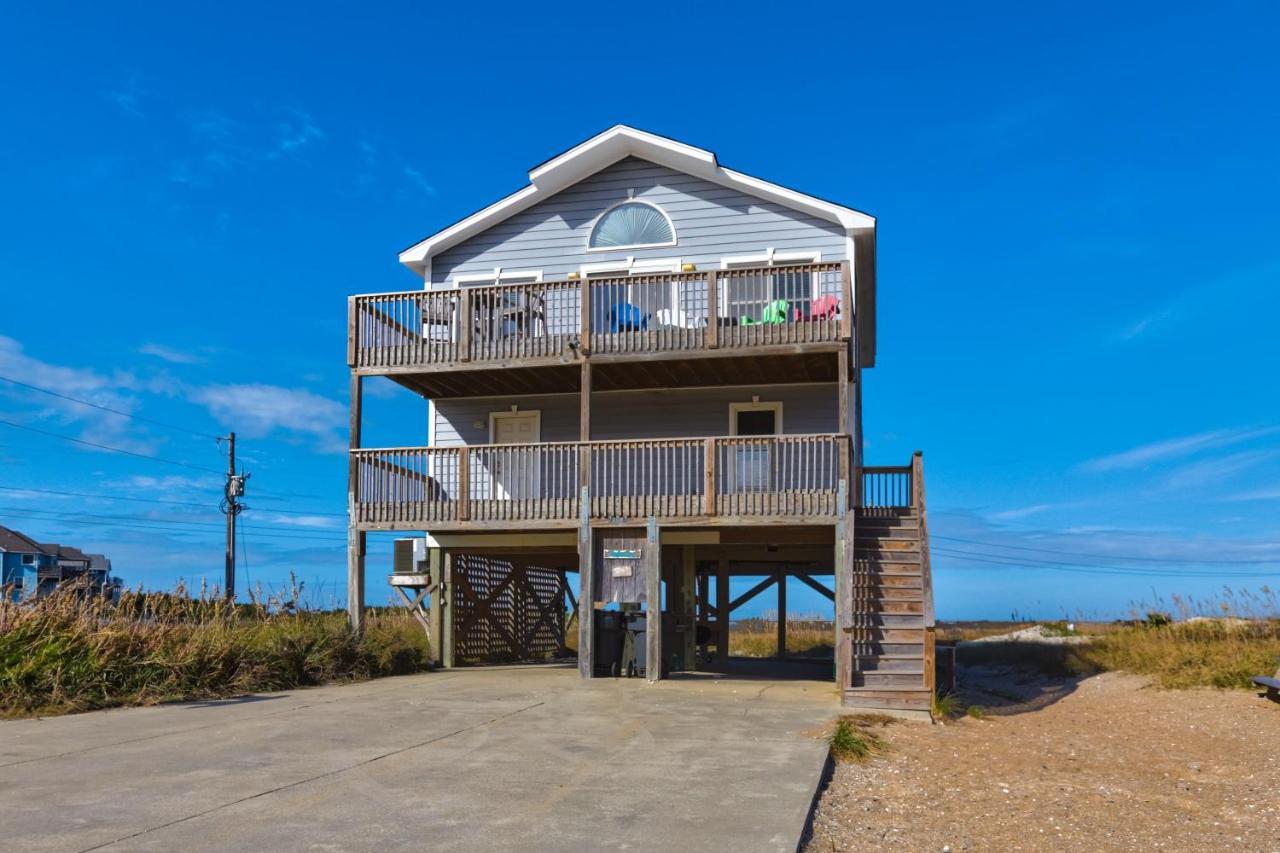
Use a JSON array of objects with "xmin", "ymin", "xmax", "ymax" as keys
[
  {"xmin": 0, "ymin": 582, "xmax": 432, "ymax": 718},
  {"xmin": 829, "ymin": 715, "xmax": 888, "ymax": 762}
]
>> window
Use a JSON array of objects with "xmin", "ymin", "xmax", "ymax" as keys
[
  {"xmin": 588, "ymin": 201, "xmax": 676, "ymax": 251},
  {"xmin": 719, "ymin": 249, "xmax": 830, "ymax": 323},
  {"xmin": 21, "ymin": 554, "xmax": 35, "ymax": 565}
]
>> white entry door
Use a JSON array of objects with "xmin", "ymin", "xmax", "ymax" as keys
[
  {"xmin": 729, "ymin": 403, "xmax": 781, "ymax": 493},
  {"xmin": 489, "ymin": 412, "xmax": 541, "ymax": 500}
]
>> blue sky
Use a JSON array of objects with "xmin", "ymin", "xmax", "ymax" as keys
[{"xmin": 1, "ymin": 2, "xmax": 1278, "ymax": 618}]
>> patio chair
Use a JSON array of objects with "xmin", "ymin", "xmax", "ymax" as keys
[{"xmin": 609, "ymin": 302, "xmax": 649, "ymax": 333}]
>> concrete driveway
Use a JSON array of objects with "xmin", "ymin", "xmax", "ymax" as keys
[{"xmin": 0, "ymin": 665, "xmax": 838, "ymax": 852}]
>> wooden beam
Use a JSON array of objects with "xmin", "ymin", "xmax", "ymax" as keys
[
  {"xmin": 716, "ymin": 556, "xmax": 729, "ymax": 664},
  {"xmin": 728, "ymin": 574, "xmax": 777, "ymax": 613},
  {"xmin": 795, "ymin": 572, "xmax": 835, "ymax": 601},
  {"xmin": 645, "ymin": 517, "xmax": 661, "ymax": 683}
]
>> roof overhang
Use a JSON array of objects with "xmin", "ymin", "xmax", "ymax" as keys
[{"xmin": 398, "ymin": 124, "xmax": 878, "ymax": 366}]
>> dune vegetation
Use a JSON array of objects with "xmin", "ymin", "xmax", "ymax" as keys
[{"xmin": 0, "ymin": 580, "xmax": 432, "ymax": 718}]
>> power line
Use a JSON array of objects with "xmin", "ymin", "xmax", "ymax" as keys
[
  {"xmin": 0, "ymin": 373, "xmax": 221, "ymax": 440},
  {"xmin": 0, "ymin": 418, "xmax": 224, "ymax": 475},
  {"xmin": 0, "ymin": 504, "xmax": 346, "ymax": 538},
  {"xmin": 0, "ymin": 484, "xmax": 348, "ymax": 518},
  {"xmin": 0, "ymin": 510, "xmax": 371, "ymax": 547},
  {"xmin": 0, "ymin": 506, "xmax": 351, "ymax": 544},
  {"xmin": 932, "ymin": 534, "xmax": 1280, "ymax": 566}
]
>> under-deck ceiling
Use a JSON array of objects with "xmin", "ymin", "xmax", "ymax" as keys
[{"xmin": 387, "ymin": 350, "xmax": 841, "ymax": 399}]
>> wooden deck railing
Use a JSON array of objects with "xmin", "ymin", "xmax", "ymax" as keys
[
  {"xmin": 350, "ymin": 434, "xmax": 851, "ymax": 527},
  {"xmin": 859, "ymin": 465, "xmax": 913, "ymax": 508},
  {"xmin": 348, "ymin": 261, "xmax": 851, "ymax": 370}
]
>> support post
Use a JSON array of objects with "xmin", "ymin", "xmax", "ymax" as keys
[
  {"xmin": 427, "ymin": 546, "xmax": 443, "ymax": 666},
  {"xmin": 458, "ymin": 288, "xmax": 473, "ymax": 362},
  {"xmin": 681, "ymin": 546, "xmax": 696, "ymax": 671},
  {"xmin": 716, "ymin": 556, "xmax": 730, "ymax": 665},
  {"xmin": 579, "ymin": 276, "xmax": 591, "ymax": 350},
  {"xmin": 347, "ymin": 527, "xmax": 366, "ymax": 632},
  {"xmin": 705, "ymin": 269, "xmax": 718, "ymax": 349},
  {"xmin": 645, "ymin": 517, "xmax": 662, "ymax": 683},
  {"xmin": 838, "ymin": 344, "xmax": 850, "ymax": 437},
  {"xmin": 776, "ymin": 571, "xmax": 787, "ymax": 658},
  {"xmin": 703, "ymin": 438, "xmax": 716, "ymax": 516},
  {"xmin": 580, "ymin": 361, "xmax": 591, "ymax": 441},
  {"xmin": 457, "ymin": 446, "xmax": 471, "ymax": 522},
  {"xmin": 835, "ymin": 492, "xmax": 854, "ymax": 692},
  {"xmin": 347, "ymin": 373, "xmax": 364, "ymax": 631},
  {"xmin": 577, "ymin": 524, "xmax": 594, "ymax": 679},
  {"xmin": 441, "ymin": 551, "xmax": 455, "ymax": 668}
]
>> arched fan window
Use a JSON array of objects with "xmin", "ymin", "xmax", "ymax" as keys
[{"xmin": 588, "ymin": 201, "xmax": 676, "ymax": 250}]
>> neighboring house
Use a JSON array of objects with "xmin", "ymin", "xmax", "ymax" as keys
[
  {"xmin": 0, "ymin": 525, "xmax": 53, "ymax": 598},
  {"xmin": 346, "ymin": 126, "xmax": 935, "ymax": 712},
  {"xmin": 0, "ymin": 526, "xmax": 116, "ymax": 599}
]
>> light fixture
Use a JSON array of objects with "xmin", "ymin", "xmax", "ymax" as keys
[{"xmin": 681, "ymin": 263, "xmax": 696, "ymax": 272}]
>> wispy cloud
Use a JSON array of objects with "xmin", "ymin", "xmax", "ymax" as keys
[
  {"xmin": 1221, "ymin": 485, "xmax": 1280, "ymax": 502},
  {"xmin": 0, "ymin": 335, "xmax": 156, "ymax": 452},
  {"xmin": 1116, "ymin": 306, "xmax": 1174, "ymax": 342},
  {"xmin": 268, "ymin": 514, "xmax": 341, "ymax": 529},
  {"xmin": 188, "ymin": 383, "xmax": 345, "ymax": 452},
  {"xmin": 1079, "ymin": 426, "xmax": 1279, "ymax": 473},
  {"xmin": 403, "ymin": 165, "xmax": 437, "ymax": 196},
  {"xmin": 988, "ymin": 503, "xmax": 1060, "ymax": 521},
  {"xmin": 1159, "ymin": 450, "xmax": 1275, "ymax": 491},
  {"xmin": 105, "ymin": 73, "xmax": 146, "ymax": 118},
  {"xmin": 138, "ymin": 343, "xmax": 205, "ymax": 365},
  {"xmin": 270, "ymin": 111, "xmax": 325, "ymax": 158}
]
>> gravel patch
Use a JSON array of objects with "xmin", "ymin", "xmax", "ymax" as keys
[{"xmin": 805, "ymin": 670, "xmax": 1279, "ymax": 851}]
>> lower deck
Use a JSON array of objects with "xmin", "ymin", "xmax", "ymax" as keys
[{"xmin": 371, "ymin": 485, "xmax": 936, "ymax": 714}]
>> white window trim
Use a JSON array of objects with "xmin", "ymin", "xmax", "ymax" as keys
[
  {"xmin": 487, "ymin": 408, "xmax": 542, "ymax": 444},
  {"xmin": 720, "ymin": 248, "xmax": 822, "ymax": 269},
  {"xmin": 728, "ymin": 401, "xmax": 784, "ymax": 435},
  {"xmin": 586, "ymin": 199, "xmax": 679, "ymax": 253},
  {"xmin": 580, "ymin": 257, "xmax": 682, "ymax": 277},
  {"xmin": 452, "ymin": 268, "xmax": 544, "ymax": 288}
]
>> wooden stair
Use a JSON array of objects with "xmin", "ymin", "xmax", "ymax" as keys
[{"xmin": 843, "ymin": 458, "xmax": 936, "ymax": 714}]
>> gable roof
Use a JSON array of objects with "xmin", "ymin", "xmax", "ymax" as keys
[
  {"xmin": 398, "ymin": 125, "xmax": 879, "ymax": 366},
  {"xmin": 399, "ymin": 125, "xmax": 875, "ymax": 272},
  {"xmin": 0, "ymin": 525, "xmax": 46, "ymax": 554}
]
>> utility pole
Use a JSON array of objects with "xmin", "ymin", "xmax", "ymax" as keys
[{"xmin": 220, "ymin": 432, "xmax": 247, "ymax": 599}]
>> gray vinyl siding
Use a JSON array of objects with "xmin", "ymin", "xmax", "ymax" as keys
[
  {"xmin": 429, "ymin": 157, "xmax": 847, "ymax": 286},
  {"xmin": 432, "ymin": 384, "xmax": 841, "ymax": 447}
]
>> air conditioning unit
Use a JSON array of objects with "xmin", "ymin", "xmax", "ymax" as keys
[{"xmin": 392, "ymin": 538, "xmax": 428, "ymax": 575}]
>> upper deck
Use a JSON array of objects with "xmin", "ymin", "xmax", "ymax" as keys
[{"xmin": 348, "ymin": 261, "xmax": 852, "ymax": 394}]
